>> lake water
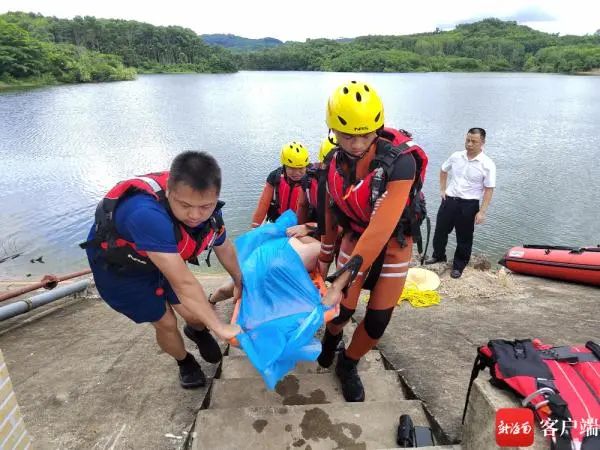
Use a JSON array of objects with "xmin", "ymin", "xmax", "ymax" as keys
[{"xmin": 1, "ymin": 71, "xmax": 599, "ymax": 279}]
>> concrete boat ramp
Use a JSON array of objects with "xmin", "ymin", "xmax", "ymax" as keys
[{"xmin": 0, "ymin": 268, "xmax": 597, "ymax": 449}]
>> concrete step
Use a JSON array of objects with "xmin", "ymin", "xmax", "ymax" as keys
[
  {"xmin": 210, "ymin": 370, "xmax": 405, "ymax": 409},
  {"xmin": 192, "ymin": 400, "xmax": 428, "ymax": 450},
  {"xmin": 220, "ymin": 350, "xmax": 386, "ymax": 379},
  {"xmin": 462, "ymin": 378, "xmax": 545, "ymax": 450}
]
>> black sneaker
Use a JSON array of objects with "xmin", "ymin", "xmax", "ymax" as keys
[
  {"xmin": 178, "ymin": 355, "xmax": 206, "ymax": 389},
  {"xmin": 317, "ymin": 329, "xmax": 343, "ymax": 368},
  {"xmin": 424, "ymin": 256, "xmax": 447, "ymax": 265},
  {"xmin": 450, "ymin": 269, "xmax": 463, "ymax": 279},
  {"xmin": 335, "ymin": 351, "xmax": 365, "ymax": 402},
  {"xmin": 183, "ymin": 325, "xmax": 222, "ymax": 364}
]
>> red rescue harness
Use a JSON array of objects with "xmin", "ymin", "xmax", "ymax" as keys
[
  {"xmin": 81, "ymin": 171, "xmax": 224, "ymax": 271},
  {"xmin": 267, "ymin": 167, "xmax": 307, "ymax": 221},
  {"xmin": 326, "ymin": 128, "xmax": 428, "ymax": 235}
]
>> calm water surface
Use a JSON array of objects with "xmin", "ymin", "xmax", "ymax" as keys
[{"xmin": 1, "ymin": 71, "xmax": 599, "ymax": 279}]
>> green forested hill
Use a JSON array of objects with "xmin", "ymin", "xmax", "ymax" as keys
[
  {"xmin": 200, "ymin": 34, "xmax": 283, "ymax": 51},
  {"xmin": 239, "ymin": 19, "xmax": 600, "ymax": 73},
  {"xmin": 2, "ymin": 13, "xmax": 599, "ymax": 89},
  {"xmin": 0, "ymin": 12, "xmax": 237, "ymax": 87}
]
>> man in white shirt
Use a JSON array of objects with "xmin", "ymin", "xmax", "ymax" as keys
[{"xmin": 424, "ymin": 128, "xmax": 496, "ymax": 278}]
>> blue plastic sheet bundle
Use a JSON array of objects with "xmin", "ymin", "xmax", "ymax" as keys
[{"xmin": 234, "ymin": 211, "xmax": 327, "ymax": 389}]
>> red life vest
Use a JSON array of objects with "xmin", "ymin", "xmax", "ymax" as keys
[
  {"xmin": 266, "ymin": 167, "xmax": 307, "ymax": 222},
  {"xmin": 326, "ymin": 128, "xmax": 428, "ymax": 236},
  {"xmin": 463, "ymin": 339, "xmax": 600, "ymax": 449},
  {"xmin": 81, "ymin": 171, "xmax": 224, "ymax": 272}
]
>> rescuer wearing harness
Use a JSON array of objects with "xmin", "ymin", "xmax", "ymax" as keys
[
  {"xmin": 318, "ymin": 81, "xmax": 429, "ymax": 402},
  {"xmin": 286, "ymin": 134, "xmax": 338, "ymax": 239},
  {"xmin": 82, "ymin": 151, "xmax": 241, "ymax": 389},
  {"xmin": 251, "ymin": 141, "xmax": 311, "ymax": 228}
]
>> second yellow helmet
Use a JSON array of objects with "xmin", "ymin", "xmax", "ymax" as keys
[
  {"xmin": 318, "ymin": 134, "xmax": 338, "ymax": 163},
  {"xmin": 326, "ymin": 81, "xmax": 384, "ymax": 134},
  {"xmin": 280, "ymin": 141, "xmax": 310, "ymax": 168}
]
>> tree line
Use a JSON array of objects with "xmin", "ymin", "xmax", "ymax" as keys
[
  {"xmin": 240, "ymin": 19, "xmax": 600, "ymax": 73},
  {"xmin": 2, "ymin": 13, "xmax": 599, "ymax": 88},
  {"xmin": 0, "ymin": 12, "xmax": 237, "ymax": 86}
]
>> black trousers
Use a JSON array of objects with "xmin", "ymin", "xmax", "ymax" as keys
[{"xmin": 431, "ymin": 196, "xmax": 480, "ymax": 271}]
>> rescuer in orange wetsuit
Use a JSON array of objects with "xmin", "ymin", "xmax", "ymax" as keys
[
  {"xmin": 251, "ymin": 141, "xmax": 311, "ymax": 228},
  {"xmin": 318, "ymin": 81, "xmax": 429, "ymax": 402}
]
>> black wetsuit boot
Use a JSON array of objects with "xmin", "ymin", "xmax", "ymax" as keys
[
  {"xmin": 317, "ymin": 329, "xmax": 343, "ymax": 368},
  {"xmin": 335, "ymin": 351, "xmax": 365, "ymax": 402}
]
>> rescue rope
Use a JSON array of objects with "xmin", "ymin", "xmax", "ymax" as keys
[
  {"xmin": 398, "ymin": 281, "xmax": 441, "ymax": 307},
  {"xmin": 361, "ymin": 281, "xmax": 441, "ymax": 308}
]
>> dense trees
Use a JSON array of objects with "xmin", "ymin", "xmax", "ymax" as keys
[
  {"xmin": 1, "ymin": 14, "xmax": 599, "ymax": 88},
  {"xmin": 1, "ymin": 12, "xmax": 237, "ymax": 86},
  {"xmin": 239, "ymin": 18, "xmax": 600, "ymax": 74},
  {"xmin": 0, "ymin": 17, "xmax": 135, "ymax": 84}
]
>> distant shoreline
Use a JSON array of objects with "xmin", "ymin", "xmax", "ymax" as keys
[
  {"xmin": 4, "ymin": 69, "xmax": 598, "ymax": 92},
  {"xmin": 576, "ymin": 68, "xmax": 600, "ymax": 75}
]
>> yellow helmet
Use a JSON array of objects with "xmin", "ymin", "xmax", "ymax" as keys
[
  {"xmin": 318, "ymin": 134, "xmax": 338, "ymax": 163},
  {"xmin": 326, "ymin": 81, "xmax": 384, "ymax": 134},
  {"xmin": 280, "ymin": 141, "xmax": 310, "ymax": 168}
]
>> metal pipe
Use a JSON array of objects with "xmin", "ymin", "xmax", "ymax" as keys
[
  {"xmin": 0, "ymin": 269, "xmax": 91, "ymax": 303},
  {"xmin": 0, "ymin": 279, "xmax": 91, "ymax": 321}
]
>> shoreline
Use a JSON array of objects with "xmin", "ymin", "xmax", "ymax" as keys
[{"xmin": 3, "ymin": 69, "xmax": 599, "ymax": 92}]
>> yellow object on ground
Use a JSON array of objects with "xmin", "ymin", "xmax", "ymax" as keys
[
  {"xmin": 399, "ymin": 281, "xmax": 441, "ymax": 307},
  {"xmin": 0, "ymin": 349, "xmax": 32, "ymax": 449},
  {"xmin": 361, "ymin": 268, "xmax": 442, "ymax": 308},
  {"xmin": 398, "ymin": 268, "xmax": 442, "ymax": 307},
  {"xmin": 405, "ymin": 267, "xmax": 440, "ymax": 291}
]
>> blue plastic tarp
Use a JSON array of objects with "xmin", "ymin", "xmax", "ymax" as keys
[{"xmin": 234, "ymin": 211, "xmax": 327, "ymax": 389}]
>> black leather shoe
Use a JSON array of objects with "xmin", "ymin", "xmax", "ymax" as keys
[
  {"xmin": 178, "ymin": 356, "xmax": 206, "ymax": 389},
  {"xmin": 317, "ymin": 329, "xmax": 343, "ymax": 368},
  {"xmin": 335, "ymin": 351, "xmax": 365, "ymax": 402},
  {"xmin": 450, "ymin": 269, "xmax": 463, "ymax": 279},
  {"xmin": 184, "ymin": 325, "xmax": 222, "ymax": 364},
  {"xmin": 424, "ymin": 256, "xmax": 446, "ymax": 265}
]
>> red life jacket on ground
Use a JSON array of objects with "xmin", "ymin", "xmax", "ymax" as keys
[
  {"xmin": 463, "ymin": 339, "xmax": 600, "ymax": 450},
  {"xmin": 323, "ymin": 128, "xmax": 429, "ymax": 249},
  {"xmin": 81, "ymin": 172, "xmax": 224, "ymax": 272},
  {"xmin": 266, "ymin": 167, "xmax": 308, "ymax": 222}
]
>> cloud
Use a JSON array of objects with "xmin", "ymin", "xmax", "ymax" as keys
[
  {"xmin": 436, "ymin": 5, "xmax": 556, "ymax": 31},
  {"xmin": 503, "ymin": 6, "xmax": 555, "ymax": 22}
]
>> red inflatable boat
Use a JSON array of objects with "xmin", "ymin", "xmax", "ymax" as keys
[{"xmin": 499, "ymin": 245, "xmax": 600, "ymax": 286}]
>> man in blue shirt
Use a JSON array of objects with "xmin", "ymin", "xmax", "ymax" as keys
[{"xmin": 84, "ymin": 151, "xmax": 241, "ymax": 388}]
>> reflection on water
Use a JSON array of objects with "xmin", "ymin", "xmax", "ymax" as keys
[{"xmin": 1, "ymin": 72, "xmax": 599, "ymax": 279}]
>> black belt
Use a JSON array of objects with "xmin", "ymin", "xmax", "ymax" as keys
[{"xmin": 446, "ymin": 196, "xmax": 479, "ymax": 203}]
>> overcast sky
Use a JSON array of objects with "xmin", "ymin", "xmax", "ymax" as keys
[{"xmin": 1, "ymin": 0, "xmax": 598, "ymax": 42}]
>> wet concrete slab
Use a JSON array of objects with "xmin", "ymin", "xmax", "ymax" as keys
[
  {"xmin": 0, "ymin": 275, "xmax": 232, "ymax": 449},
  {"xmin": 210, "ymin": 370, "xmax": 404, "ymax": 409},
  {"xmin": 191, "ymin": 400, "xmax": 428, "ymax": 450}
]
